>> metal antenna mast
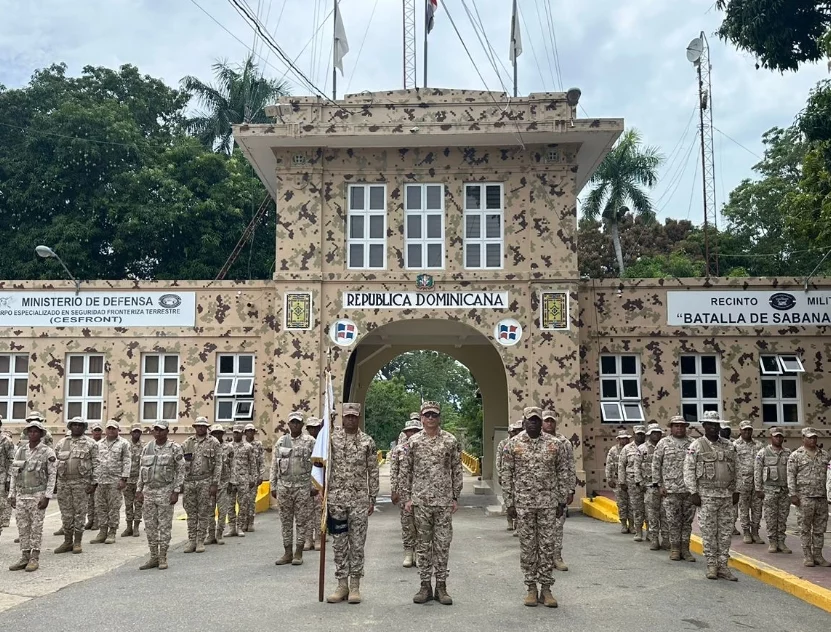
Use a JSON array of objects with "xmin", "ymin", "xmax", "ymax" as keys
[
  {"xmin": 403, "ymin": 0, "xmax": 417, "ymax": 88},
  {"xmin": 687, "ymin": 32, "xmax": 718, "ymax": 277}
]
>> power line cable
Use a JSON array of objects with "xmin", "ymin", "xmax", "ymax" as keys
[
  {"xmin": 459, "ymin": 0, "xmax": 510, "ymax": 95},
  {"xmin": 656, "ymin": 137, "xmax": 698, "ymax": 213},
  {"xmin": 541, "ymin": 0, "xmax": 563, "ymax": 89},
  {"xmin": 517, "ymin": 1, "xmax": 548, "ymax": 91},
  {"xmin": 685, "ymin": 153, "xmax": 699, "ymax": 220},
  {"xmin": 713, "ymin": 126, "xmax": 761, "ymax": 160},
  {"xmin": 469, "ymin": 0, "xmax": 513, "ymax": 86},
  {"xmin": 531, "ymin": 0, "xmax": 558, "ymax": 89},
  {"xmin": 346, "ymin": 0, "xmax": 380, "ymax": 93}
]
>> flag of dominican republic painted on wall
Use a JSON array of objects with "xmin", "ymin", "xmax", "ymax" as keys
[
  {"xmin": 498, "ymin": 323, "xmax": 519, "ymax": 341},
  {"xmin": 336, "ymin": 321, "xmax": 356, "ymax": 342},
  {"xmin": 426, "ymin": 0, "xmax": 438, "ymax": 34}
]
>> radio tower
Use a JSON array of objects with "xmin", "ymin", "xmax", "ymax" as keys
[
  {"xmin": 686, "ymin": 32, "xmax": 718, "ymax": 276},
  {"xmin": 403, "ymin": 0, "xmax": 417, "ymax": 89}
]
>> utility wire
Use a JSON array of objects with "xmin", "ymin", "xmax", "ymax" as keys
[
  {"xmin": 685, "ymin": 153, "xmax": 700, "ymax": 220},
  {"xmin": 531, "ymin": 0, "xmax": 558, "ymax": 90},
  {"xmin": 468, "ymin": 0, "xmax": 513, "ymax": 88},
  {"xmin": 655, "ymin": 135, "xmax": 697, "ymax": 206},
  {"xmin": 459, "ymin": 0, "xmax": 510, "ymax": 95},
  {"xmin": 541, "ymin": 0, "xmax": 564, "ymax": 89},
  {"xmin": 346, "ymin": 0, "xmax": 380, "ymax": 93},
  {"xmin": 656, "ymin": 137, "xmax": 698, "ymax": 213},
  {"xmin": 713, "ymin": 126, "xmax": 761, "ymax": 160},
  {"xmin": 517, "ymin": 1, "xmax": 548, "ymax": 91}
]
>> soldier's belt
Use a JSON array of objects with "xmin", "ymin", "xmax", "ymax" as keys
[
  {"xmin": 185, "ymin": 474, "xmax": 212, "ymax": 482},
  {"xmin": 17, "ymin": 485, "xmax": 47, "ymax": 494}
]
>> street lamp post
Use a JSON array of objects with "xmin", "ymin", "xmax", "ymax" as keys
[{"xmin": 35, "ymin": 245, "xmax": 80, "ymax": 293}]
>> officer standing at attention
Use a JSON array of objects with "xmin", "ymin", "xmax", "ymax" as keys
[
  {"xmin": 733, "ymin": 419, "xmax": 764, "ymax": 544},
  {"xmin": 91, "ymin": 420, "xmax": 131, "ymax": 545},
  {"xmin": 390, "ymin": 416, "xmax": 422, "ymax": 568},
  {"xmin": 541, "ymin": 410, "xmax": 576, "ymax": 570},
  {"xmin": 8, "ymin": 416, "xmax": 56, "ymax": 572},
  {"xmin": 207, "ymin": 424, "xmax": 234, "ymax": 545},
  {"xmin": 84, "ymin": 421, "xmax": 104, "ymax": 531},
  {"xmin": 497, "ymin": 420, "xmax": 523, "ymax": 533},
  {"xmin": 618, "ymin": 425, "xmax": 647, "ymax": 542},
  {"xmin": 753, "ymin": 427, "xmax": 792, "ymax": 554},
  {"xmin": 243, "ymin": 425, "xmax": 265, "ymax": 532},
  {"xmin": 684, "ymin": 415, "xmax": 739, "ymax": 580},
  {"xmin": 0, "ymin": 421, "xmax": 14, "ymax": 535},
  {"xmin": 325, "ymin": 403, "xmax": 379, "ymax": 605},
  {"xmin": 606, "ymin": 431, "xmax": 631, "ymax": 533},
  {"xmin": 787, "ymin": 427, "xmax": 830, "ymax": 567},
  {"xmin": 271, "ymin": 411, "xmax": 316, "ymax": 567},
  {"xmin": 182, "ymin": 416, "xmax": 221, "ymax": 554},
  {"xmin": 228, "ymin": 424, "xmax": 256, "ymax": 538},
  {"xmin": 401, "ymin": 401, "xmax": 463, "ymax": 606},
  {"xmin": 641, "ymin": 423, "xmax": 668, "ymax": 550},
  {"xmin": 53, "ymin": 417, "xmax": 99, "ymax": 554},
  {"xmin": 653, "ymin": 415, "xmax": 695, "ymax": 562},
  {"xmin": 136, "ymin": 420, "xmax": 185, "ymax": 571},
  {"xmin": 122, "ymin": 423, "xmax": 145, "ymax": 538},
  {"xmin": 304, "ymin": 416, "xmax": 324, "ymax": 551}
]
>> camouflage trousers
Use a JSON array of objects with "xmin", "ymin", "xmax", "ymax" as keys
[
  {"xmin": 184, "ymin": 480, "xmax": 214, "ymax": 541},
  {"xmin": 644, "ymin": 487, "xmax": 668, "ymax": 544},
  {"xmin": 277, "ymin": 484, "xmax": 312, "ymax": 549},
  {"xmin": 626, "ymin": 483, "xmax": 645, "ymax": 533},
  {"xmin": 762, "ymin": 489, "xmax": 790, "ymax": 546},
  {"xmin": 798, "ymin": 496, "xmax": 828, "ymax": 557},
  {"xmin": 699, "ymin": 495, "xmax": 734, "ymax": 567},
  {"xmin": 400, "ymin": 503, "xmax": 417, "ymax": 550},
  {"xmin": 1, "ymin": 495, "xmax": 11, "ymax": 528},
  {"xmin": 737, "ymin": 489, "xmax": 762, "ymax": 533},
  {"xmin": 664, "ymin": 492, "xmax": 695, "ymax": 548},
  {"xmin": 614, "ymin": 486, "xmax": 631, "ymax": 526},
  {"xmin": 122, "ymin": 481, "xmax": 143, "ymax": 525},
  {"xmin": 86, "ymin": 489, "xmax": 96, "ymax": 526},
  {"xmin": 553, "ymin": 511, "xmax": 565, "ymax": 559},
  {"xmin": 228, "ymin": 485, "xmax": 251, "ymax": 529},
  {"xmin": 414, "ymin": 504, "xmax": 453, "ymax": 582},
  {"xmin": 142, "ymin": 487, "xmax": 175, "ymax": 549},
  {"xmin": 305, "ymin": 493, "xmax": 323, "ymax": 544},
  {"xmin": 15, "ymin": 494, "xmax": 47, "ymax": 552},
  {"xmin": 208, "ymin": 483, "xmax": 231, "ymax": 535},
  {"xmin": 95, "ymin": 483, "xmax": 123, "ymax": 530},
  {"xmin": 57, "ymin": 479, "xmax": 88, "ymax": 535},
  {"xmin": 330, "ymin": 504, "xmax": 369, "ymax": 579},
  {"xmin": 246, "ymin": 483, "xmax": 258, "ymax": 526},
  {"xmin": 517, "ymin": 507, "xmax": 557, "ymax": 588}
]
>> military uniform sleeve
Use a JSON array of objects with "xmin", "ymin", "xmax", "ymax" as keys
[
  {"xmin": 172, "ymin": 444, "xmax": 186, "ymax": 493},
  {"xmin": 367, "ymin": 436, "xmax": 379, "ymax": 504},
  {"xmin": 501, "ymin": 439, "xmax": 514, "ymax": 508},
  {"xmin": 270, "ymin": 439, "xmax": 281, "ymax": 488},
  {"xmin": 605, "ymin": 447, "xmax": 616, "ymax": 483},
  {"xmin": 258, "ymin": 445, "xmax": 266, "ymax": 480},
  {"xmin": 399, "ymin": 437, "xmax": 414, "ymax": 504},
  {"xmin": 753, "ymin": 448, "xmax": 765, "ymax": 492},
  {"xmin": 617, "ymin": 447, "xmax": 627, "ymax": 484},
  {"xmin": 389, "ymin": 448, "xmax": 399, "ymax": 493},
  {"xmin": 786, "ymin": 451, "xmax": 798, "ymax": 497},
  {"xmin": 683, "ymin": 443, "xmax": 699, "ymax": 494},
  {"xmin": 211, "ymin": 438, "xmax": 222, "ymax": 486},
  {"xmin": 563, "ymin": 439, "xmax": 576, "ymax": 493},
  {"xmin": 727, "ymin": 443, "xmax": 737, "ymax": 493},
  {"xmin": 136, "ymin": 444, "xmax": 147, "ymax": 493},
  {"xmin": 120, "ymin": 440, "xmax": 131, "ymax": 479},
  {"xmin": 495, "ymin": 439, "xmax": 504, "ymax": 484},
  {"xmin": 826, "ymin": 460, "xmax": 831, "ymax": 502},
  {"xmin": 2, "ymin": 439, "xmax": 14, "ymax": 475},
  {"xmin": 228, "ymin": 446, "xmax": 237, "ymax": 486},
  {"xmin": 632, "ymin": 446, "xmax": 644, "ymax": 485},
  {"xmin": 555, "ymin": 441, "xmax": 569, "ymax": 503},
  {"xmin": 90, "ymin": 440, "xmax": 100, "ymax": 484},
  {"xmin": 45, "ymin": 448, "xmax": 58, "ymax": 499},
  {"xmin": 653, "ymin": 442, "xmax": 664, "ymax": 488},
  {"xmin": 451, "ymin": 436, "xmax": 463, "ymax": 502}
]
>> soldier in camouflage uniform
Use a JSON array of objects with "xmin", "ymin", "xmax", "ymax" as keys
[
  {"xmin": 653, "ymin": 415, "xmax": 695, "ymax": 562},
  {"xmin": 122, "ymin": 423, "xmax": 145, "ymax": 537},
  {"xmin": 228, "ymin": 424, "xmax": 256, "ymax": 538},
  {"xmin": 733, "ymin": 420, "xmax": 764, "ymax": 544},
  {"xmin": 502, "ymin": 407, "xmax": 568, "ymax": 608},
  {"xmin": 390, "ymin": 416, "xmax": 422, "ymax": 568},
  {"xmin": 53, "ymin": 417, "xmax": 99, "ymax": 554},
  {"xmin": 208, "ymin": 424, "xmax": 234, "ymax": 545},
  {"xmin": 401, "ymin": 401, "xmax": 463, "ymax": 606},
  {"xmin": 325, "ymin": 403, "xmax": 379, "ymax": 605},
  {"xmin": 787, "ymin": 427, "xmax": 830, "ymax": 567},
  {"xmin": 91, "ymin": 420, "xmax": 131, "ymax": 545},
  {"xmin": 541, "ymin": 410, "xmax": 575, "ymax": 570},
  {"xmin": 684, "ymin": 416, "xmax": 739, "ymax": 581},
  {"xmin": 242, "ymin": 425, "xmax": 264, "ymax": 532},
  {"xmin": 606, "ymin": 431, "xmax": 631, "ymax": 533},
  {"xmin": 304, "ymin": 416, "xmax": 323, "ymax": 551},
  {"xmin": 497, "ymin": 419, "xmax": 523, "ymax": 532},
  {"xmin": 84, "ymin": 421, "xmax": 103, "ymax": 530},
  {"xmin": 754, "ymin": 427, "xmax": 792, "ymax": 554},
  {"xmin": 272, "ymin": 411, "xmax": 316, "ymax": 566},
  {"xmin": 136, "ymin": 420, "xmax": 185, "ymax": 570},
  {"xmin": 618, "ymin": 425, "xmax": 647, "ymax": 542},
  {"xmin": 182, "ymin": 416, "xmax": 221, "ymax": 553},
  {"xmin": 0, "ymin": 417, "xmax": 17, "ymax": 538},
  {"xmin": 8, "ymin": 418, "xmax": 57, "ymax": 572},
  {"xmin": 642, "ymin": 423, "xmax": 668, "ymax": 550}
]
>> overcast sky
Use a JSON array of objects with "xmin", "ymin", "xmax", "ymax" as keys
[{"xmin": 1, "ymin": 0, "xmax": 827, "ymax": 227}]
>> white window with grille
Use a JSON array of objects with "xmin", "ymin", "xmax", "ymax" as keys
[
  {"xmin": 65, "ymin": 354, "xmax": 105, "ymax": 422},
  {"xmin": 599, "ymin": 354, "xmax": 645, "ymax": 423},
  {"xmin": 679, "ymin": 354, "xmax": 721, "ymax": 422},
  {"xmin": 405, "ymin": 183, "xmax": 444, "ymax": 269},
  {"xmin": 141, "ymin": 354, "xmax": 180, "ymax": 422},
  {"xmin": 464, "ymin": 183, "xmax": 503, "ymax": 269},
  {"xmin": 347, "ymin": 184, "xmax": 386, "ymax": 269},
  {"xmin": 215, "ymin": 353, "xmax": 255, "ymax": 422},
  {"xmin": 760, "ymin": 354, "xmax": 804, "ymax": 424},
  {"xmin": 0, "ymin": 354, "xmax": 28, "ymax": 422}
]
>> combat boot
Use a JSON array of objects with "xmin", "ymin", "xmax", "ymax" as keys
[
  {"xmin": 742, "ymin": 531, "xmax": 753, "ymax": 544},
  {"xmin": 507, "ymin": 516, "xmax": 515, "ymax": 531},
  {"xmin": 403, "ymin": 549, "xmax": 414, "ymax": 568},
  {"xmin": 215, "ymin": 528, "xmax": 225, "ymax": 545},
  {"xmin": 24, "ymin": 550, "xmax": 39, "ymax": 572},
  {"xmin": 53, "ymin": 526, "xmax": 65, "ymax": 536},
  {"xmin": 768, "ymin": 543, "xmax": 778, "ymax": 553},
  {"xmin": 54, "ymin": 533, "xmax": 74, "ymax": 554},
  {"xmin": 751, "ymin": 529, "xmax": 763, "ymax": 544},
  {"xmin": 347, "ymin": 577, "xmax": 362, "ymax": 604},
  {"xmin": 327, "ymin": 578, "xmax": 349, "ymax": 603},
  {"xmin": 183, "ymin": 539, "xmax": 197, "ymax": 553},
  {"xmin": 292, "ymin": 544, "xmax": 303, "ymax": 565},
  {"xmin": 633, "ymin": 528, "xmax": 643, "ymax": 542},
  {"xmin": 304, "ymin": 539, "xmax": 313, "ymax": 551},
  {"xmin": 158, "ymin": 546, "xmax": 169, "ymax": 570},
  {"xmin": 121, "ymin": 523, "xmax": 133, "ymax": 537},
  {"xmin": 803, "ymin": 548, "xmax": 816, "ymax": 567},
  {"xmin": 681, "ymin": 545, "xmax": 695, "ymax": 562},
  {"xmin": 274, "ymin": 546, "xmax": 293, "ymax": 565},
  {"xmin": 660, "ymin": 539, "xmax": 671, "ymax": 551},
  {"xmin": 195, "ymin": 537, "xmax": 206, "ymax": 553},
  {"xmin": 227, "ymin": 525, "xmax": 239, "ymax": 537},
  {"xmin": 732, "ymin": 526, "xmax": 740, "ymax": 535},
  {"xmin": 778, "ymin": 540, "xmax": 792, "ymax": 554},
  {"xmin": 204, "ymin": 531, "xmax": 217, "ymax": 546},
  {"xmin": 237, "ymin": 525, "xmax": 246, "ymax": 538},
  {"xmin": 523, "ymin": 585, "xmax": 538, "ymax": 607},
  {"xmin": 717, "ymin": 566, "xmax": 738, "ymax": 581},
  {"xmin": 669, "ymin": 546, "xmax": 681, "ymax": 561},
  {"xmin": 435, "ymin": 581, "xmax": 453, "ymax": 605},
  {"xmin": 706, "ymin": 564, "xmax": 718, "ymax": 580},
  {"xmin": 90, "ymin": 528, "xmax": 107, "ymax": 544},
  {"xmin": 538, "ymin": 585, "xmax": 558, "ymax": 608},
  {"xmin": 553, "ymin": 558, "xmax": 568, "ymax": 571},
  {"xmin": 72, "ymin": 531, "xmax": 83, "ymax": 554},
  {"xmin": 105, "ymin": 528, "xmax": 116, "ymax": 544},
  {"xmin": 649, "ymin": 539, "xmax": 661, "ymax": 551},
  {"xmin": 84, "ymin": 518, "xmax": 93, "ymax": 530},
  {"xmin": 132, "ymin": 520, "xmax": 141, "ymax": 537},
  {"xmin": 814, "ymin": 555, "xmax": 831, "ymax": 567},
  {"xmin": 9, "ymin": 550, "xmax": 30, "ymax": 571},
  {"xmin": 620, "ymin": 522, "xmax": 629, "ymax": 534},
  {"xmin": 139, "ymin": 547, "xmax": 159, "ymax": 570},
  {"xmin": 413, "ymin": 581, "xmax": 433, "ymax": 604}
]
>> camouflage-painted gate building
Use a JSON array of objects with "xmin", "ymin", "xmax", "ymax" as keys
[{"xmin": 1, "ymin": 89, "xmax": 830, "ymax": 500}]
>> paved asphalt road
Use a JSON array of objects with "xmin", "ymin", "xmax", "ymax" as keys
[{"xmin": 0, "ymin": 501, "xmax": 825, "ymax": 632}]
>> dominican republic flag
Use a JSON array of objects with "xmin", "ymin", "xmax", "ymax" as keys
[
  {"xmin": 336, "ymin": 322, "xmax": 356, "ymax": 341},
  {"xmin": 499, "ymin": 324, "xmax": 519, "ymax": 341},
  {"xmin": 426, "ymin": 0, "xmax": 438, "ymax": 34}
]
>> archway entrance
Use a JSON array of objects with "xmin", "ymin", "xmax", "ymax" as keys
[{"xmin": 341, "ymin": 319, "xmax": 508, "ymax": 482}]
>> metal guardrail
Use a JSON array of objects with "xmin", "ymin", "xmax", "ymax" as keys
[{"xmin": 461, "ymin": 451, "xmax": 481, "ymax": 476}]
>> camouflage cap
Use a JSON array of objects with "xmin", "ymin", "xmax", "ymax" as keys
[
  {"xmin": 801, "ymin": 427, "xmax": 818, "ymax": 438},
  {"xmin": 633, "ymin": 425, "xmax": 646, "ymax": 434},
  {"xmin": 130, "ymin": 423, "xmax": 142, "ymax": 432},
  {"xmin": 26, "ymin": 411, "xmax": 45, "ymax": 422},
  {"xmin": 509, "ymin": 418, "xmax": 524, "ymax": 431},
  {"xmin": 700, "ymin": 411, "xmax": 721, "ymax": 423},
  {"xmin": 719, "ymin": 421, "xmax": 731, "ymax": 429},
  {"xmin": 523, "ymin": 406, "xmax": 542, "ymax": 420},
  {"xmin": 192, "ymin": 416, "xmax": 210, "ymax": 427},
  {"xmin": 66, "ymin": 416, "xmax": 87, "ymax": 428},
  {"xmin": 739, "ymin": 420, "xmax": 753, "ymax": 430},
  {"xmin": 421, "ymin": 401, "xmax": 441, "ymax": 415},
  {"xmin": 24, "ymin": 419, "xmax": 46, "ymax": 432},
  {"xmin": 152, "ymin": 420, "xmax": 169, "ymax": 430},
  {"xmin": 105, "ymin": 420, "xmax": 120, "ymax": 430},
  {"xmin": 616, "ymin": 430, "xmax": 631, "ymax": 439},
  {"xmin": 209, "ymin": 423, "xmax": 225, "ymax": 434},
  {"xmin": 646, "ymin": 423, "xmax": 663, "ymax": 434},
  {"xmin": 768, "ymin": 427, "xmax": 784, "ymax": 437},
  {"xmin": 541, "ymin": 409, "xmax": 556, "ymax": 421},
  {"xmin": 409, "ymin": 412, "xmax": 421, "ymax": 421},
  {"xmin": 305, "ymin": 416, "xmax": 322, "ymax": 427},
  {"xmin": 403, "ymin": 418, "xmax": 423, "ymax": 431},
  {"xmin": 288, "ymin": 411, "xmax": 305, "ymax": 424},
  {"xmin": 342, "ymin": 402, "xmax": 361, "ymax": 417},
  {"xmin": 90, "ymin": 421, "xmax": 103, "ymax": 431},
  {"xmin": 232, "ymin": 424, "xmax": 244, "ymax": 433},
  {"xmin": 243, "ymin": 423, "xmax": 256, "ymax": 432},
  {"xmin": 669, "ymin": 415, "xmax": 689, "ymax": 425}
]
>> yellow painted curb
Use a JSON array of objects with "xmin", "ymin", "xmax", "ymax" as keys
[
  {"xmin": 178, "ymin": 482, "xmax": 272, "ymax": 520},
  {"xmin": 582, "ymin": 495, "xmax": 831, "ymax": 613}
]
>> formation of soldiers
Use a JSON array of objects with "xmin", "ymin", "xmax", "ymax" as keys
[{"xmin": 606, "ymin": 411, "xmax": 831, "ymax": 581}]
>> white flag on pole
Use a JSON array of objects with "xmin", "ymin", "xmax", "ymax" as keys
[
  {"xmin": 509, "ymin": 0, "xmax": 523, "ymax": 63},
  {"xmin": 333, "ymin": 1, "xmax": 350, "ymax": 75},
  {"xmin": 311, "ymin": 370, "xmax": 334, "ymax": 490}
]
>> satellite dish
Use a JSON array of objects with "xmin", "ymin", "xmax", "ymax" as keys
[{"xmin": 686, "ymin": 37, "xmax": 703, "ymax": 63}]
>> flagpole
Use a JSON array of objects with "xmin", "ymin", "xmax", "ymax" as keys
[
  {"xmin": 332, "ymin": 0, "xmax": 338, "ymax": 100},
  {"xmin": 317, "ymin": 352, "xmax": 334, "ymax": 602},
  {"xmin": 423, "ymin": 0, "xmax": 428, "ymax": 88},
  {"xmin": 512, "ymin": 0, "xmax": 518, "ymax": 98}
]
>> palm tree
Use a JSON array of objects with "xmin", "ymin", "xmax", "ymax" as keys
[
  {"xmin": 582, "ymin": 129, "xmax": 663, "ymax": 277},
  {"xmin": 181, "ymin": 54, "xmax": 290, "ymax": 154}
]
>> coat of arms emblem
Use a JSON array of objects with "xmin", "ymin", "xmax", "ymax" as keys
[{"xmin": 416, "ymin": 274, "xmax": 434, "ymax": 291}]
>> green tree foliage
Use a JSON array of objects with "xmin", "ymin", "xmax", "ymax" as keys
[
  {"xmin": 364, "ymin": 378, "xmax": 421, "ymax": 452},
  {"xmin": 715, "ymin": 0, "xmax": 831, "ymax": 72}
]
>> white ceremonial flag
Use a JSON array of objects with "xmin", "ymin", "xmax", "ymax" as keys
[
  {"xmin": 311, "ymin": 369, "xmax": 334, "ymax": 490},
  {"xmin": 333, "ymin": 1, "xmax": 350, "ymax": 75},
  {"xmin": 509, "ymin": 0, "xmax": 523, "ymax": 62}
]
